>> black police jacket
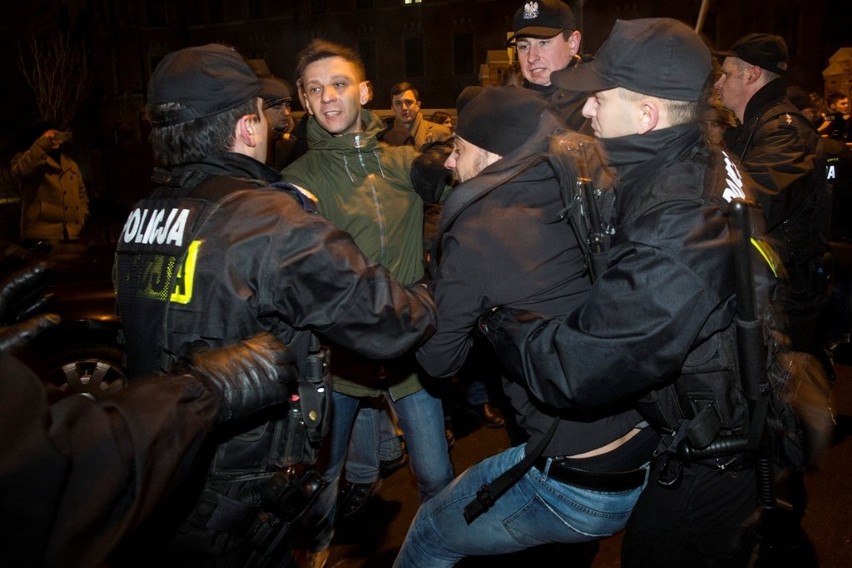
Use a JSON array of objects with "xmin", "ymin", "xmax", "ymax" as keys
[
  {"xmin": 487, "ymin": 125, "xmax": 754, "ymax": 438},
  {"xmin": 113, "ymin": 152, "xmax": 435, "ymax": 557},
  {"xmin": 723, "ymin": 78, "xmax": 828, "ymax": 264},
  {"xmin": 116, "ymin": 153, "xmax": 435, "ymax": 381}
]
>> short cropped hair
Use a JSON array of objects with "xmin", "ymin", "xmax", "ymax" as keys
[
  {"xmin": 148, "ymin": 98, "xmax": 257, "ymax": 167},
  {"xmin": 391, "ymin": 81, "xmax": 419, "ymax": 101},
  {"xmin": 827, "ymin": 92, "xmax": 848, "ymax": 107},
  {"xmin": 618, "ymin": 88, "xmax": 700, "ymax": 126},
  {"xmin": 295, "ymin": 39, "xmax": 366, "ymax": 83}
]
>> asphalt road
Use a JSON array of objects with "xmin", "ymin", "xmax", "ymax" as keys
[{"xmin": 324, "ymin": 364, "xmax": 852, "ymax": 567}]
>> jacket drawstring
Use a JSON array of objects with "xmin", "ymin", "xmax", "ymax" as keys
[
  {"xmin": 342, "ymin": 154, "xmax": 356, "ymax": 183},
  {"xmin": 372, "ymin": 150, "xmax": 386, "ymax": 178}
]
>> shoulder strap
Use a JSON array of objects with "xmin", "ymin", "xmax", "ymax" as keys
[
  {"xmin": 463, "ymin": 417, "xmax": 559, "ymax": 524},
  {"xmin": 548, "ymin": 139, "xmax": 613, "ymax": 283}
]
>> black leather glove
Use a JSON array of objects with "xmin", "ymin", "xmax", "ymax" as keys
[
  {"xmin": 0, "ymin": 261, "xmax": 59, "ymax": 352},
  {"xmin": 411, "ymin": 139, "xmax": 453, "ymax": 203},
  {"xmin": 178, "ymin": 333, "xmax": 299, "ymax": 423}
]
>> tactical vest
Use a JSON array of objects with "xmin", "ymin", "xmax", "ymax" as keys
[{"xmin": 115, "ymin": 173, "xmax": 319, "ymax": 474}]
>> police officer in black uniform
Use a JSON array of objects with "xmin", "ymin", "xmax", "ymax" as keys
[
  {"xmin": 112, "ymin": 44, "xmax": 436, "ymax": 568},
  {"xmin": 482, "ymin": 19, "xmax": 762, "ymax": 567},
  {"xmin": 715, "ymin": 33, "xmax": 830, "ymax": 357}
]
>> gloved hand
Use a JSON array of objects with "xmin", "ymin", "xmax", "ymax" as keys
[
  {"xmin": 178, "ymin": 333, "xmax": 299, "ymax": 423},
  {"xmin": 0, "ymin": 261, "xmax": 59, "ymax": 353},
  {"xmin": 411, "ymin": 139, "xmax": 453, "ymax": 203}
]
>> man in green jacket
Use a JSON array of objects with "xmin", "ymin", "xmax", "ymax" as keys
[{"xmin": 282, "ymin": 39, "xmax": 452, "ymax": 568}]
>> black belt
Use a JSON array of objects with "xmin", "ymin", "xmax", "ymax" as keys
[{"xmin": 534, "ymin": 457, "xmax": 648, "ymax": 492}]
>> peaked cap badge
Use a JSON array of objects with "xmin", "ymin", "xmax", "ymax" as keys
[{"xmin": 522, "ymin": 2, "xmax": 540, "ymax": 20}]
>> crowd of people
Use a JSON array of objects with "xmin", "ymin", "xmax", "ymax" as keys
[{"xmin": 2, "ymin": 0, "xmax": 847, "ymax": 567}]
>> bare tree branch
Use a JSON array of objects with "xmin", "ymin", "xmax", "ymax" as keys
[{"xmin": 17, "ymin": 31, "xmax": 89, "ymax": 130}]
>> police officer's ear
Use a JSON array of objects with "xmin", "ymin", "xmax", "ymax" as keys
[
  {"xmin": 636, "ymin": 98, "xmax": 661, "ymax": 135},
  {"xmin": 745, "ymin": 65, "xmax": 761, "ymax": 84},
  {"xmin": 238, "ymin": 113, "xmax": 257, "ymax": 142}
]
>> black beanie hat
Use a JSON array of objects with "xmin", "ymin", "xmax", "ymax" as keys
[{"xmin": 454, "ymin": 86, "xmax": 551, "ymax": 156}]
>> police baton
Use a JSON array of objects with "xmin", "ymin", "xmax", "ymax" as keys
[{"xmin": 729, "ymin": 199, "xmax": 780, "ymax": 510}]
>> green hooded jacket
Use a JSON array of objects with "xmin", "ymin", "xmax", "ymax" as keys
[{"xmin": 283, "ymin": 109, "xmax": 428, "ymax": 399}]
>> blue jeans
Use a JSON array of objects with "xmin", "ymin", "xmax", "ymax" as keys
[
  {"xmin": 345, "ymin": 400, "xmax": 403, "ymax": 484},
  {"xmin": 305, "ymin": 388, "xmax": 453, "ymax": 550},
  {"xmin": 466, "ymin": 377, "xmax": 490, "ymax": 406},
  {"xmin": 393, "ymin": 444, "xmax": 648, "ymax": 567}
]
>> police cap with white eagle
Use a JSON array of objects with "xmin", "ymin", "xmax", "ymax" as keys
[
  {"xmin": 508, "ymin": 0, "xmax": 577, "ymax": 43},
  {"xmin": 552, "ymin": 18, "xmax": 712, "ymax": 102},
  {"xmin": 147, "ymin": 43, "xmax": 261, "ymax": 127}
]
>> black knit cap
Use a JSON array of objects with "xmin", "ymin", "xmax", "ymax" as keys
[
  {"xmin": 147, "ymin": 44, "xmax": 260, "ymax": 127},
  {"xmin": 552, "ymin": 18, "xmax": 711, "ymax": 102},
  {"xmin": 454, "ymin": 86, "xmax": 551, "ymax": 156},
  {"xmin": 714, "ymin": 33, "xmax": 788, "ymax": 75}
]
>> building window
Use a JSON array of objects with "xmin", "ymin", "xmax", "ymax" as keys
[
  {"xmin": 404, "ymin": 0, "xmax": 422, "ymax": 5},
  {"xmin": 454, "ymin": 33, "xmax": 474, "ymax": 75},
  {"xmin": 405, "ymin": 37, "xmax": 424, "ymax": 78}
]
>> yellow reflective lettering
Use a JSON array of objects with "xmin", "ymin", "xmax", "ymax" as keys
[{"xmin": 170, "ymin": 240, "xmax": 201, "ymax": 304}]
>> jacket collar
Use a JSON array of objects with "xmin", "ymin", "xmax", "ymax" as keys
[
  {"xmin": 601, "ymin": 123, "xmax": 700, "ymax": 188},
  {"xmin": 152, "ymin": 152, "xmax": 281, "ymax": 188},
  {"xmin": 742, "ymin": 78, "xmax": 787, "ymax": 125},
  {"xmin": 305, "ymin": 109, "xmax": 384, "ymax": 152}
]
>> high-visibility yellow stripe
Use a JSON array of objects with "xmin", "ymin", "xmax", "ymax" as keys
[
  {"xmin": 750, "ymin": 237, "xmax": 780, "ymax": 278},
  {"xmin": 170, "ymin": 240, "xmax": 201, "ymax": 304}
]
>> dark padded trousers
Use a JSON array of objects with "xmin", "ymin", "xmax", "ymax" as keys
[{"xmin": 621, "ymin": 461, "xmax": 758, "ymax": 568}]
